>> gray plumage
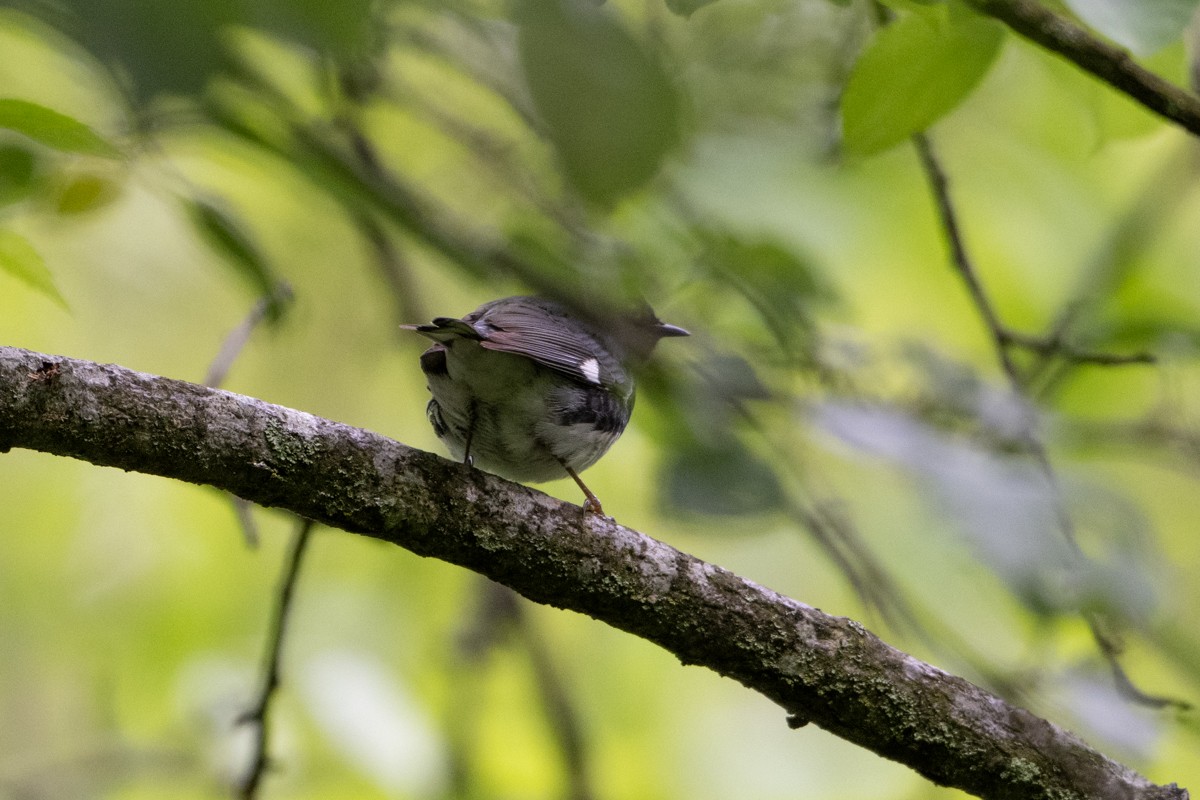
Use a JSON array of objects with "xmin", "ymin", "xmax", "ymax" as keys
[{"xmin": 404, "ymin": 296, "xmax": 688, "ymax": 511}]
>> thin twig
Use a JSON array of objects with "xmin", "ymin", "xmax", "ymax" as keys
[
  {"xmin": 236, "ymin": 518, "xmax": 316, "ymax": 799},
  {"xmin": 965, "ymin": 0, "xmax": 1200, "ymax": 138},
  {"xmin": 914, "ymin": 137, "xmax": 1150, "ymax": 378},
  {"xmin": 231, "ymin": 498, "xmax": 261, "ymax": 551},
  {"xmin": 1033, "ymin": 146, "xmax": 1198, "ymax": 389},
  {"xmin": 1088, "ymin": 614, "xmax": 1192, "ymax": 710},
  {"xmin": 912, "ymin": 132, "xmax": 1192, "ymax": 708},
  {"xmin": 203, "ymin": 283, "xmax": 293, "ymax": 389},
  {"xmin": 1065, "ymin": 413, "xmax": 1200, "ymax": 475},
  {"xmin": 1000, "ymin": 328, "xmax": 1155, "ymax": 366},
  {"xmin": 205, "ymin": 284, "xmax": 294, "ymax": 548},
  {"xmin": 912, "ymin": 134, "xmax": 1023, "ymax": 386}
]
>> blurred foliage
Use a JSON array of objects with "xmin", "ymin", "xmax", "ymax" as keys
[
  {"xmin": 1, "ymin": 0, "xmax": 1200, "ymax": 797},
  {"xmin": 0, "ymin": 226, "xmax": 65, "ymax": 307},
  {"xmin": 0, "ymin": 97, "xmax": 119, "ymax": 157},
  {"xmin": 841, "ymin": 2, "xmax": 1004, "ymax": 155},
  {"xmin": 182, "ymin": 195, "xmax": 283, "ymax": 312},
  {"xmin": 517, "ymin": 0, "xmax": 681, "ymax": 205}
]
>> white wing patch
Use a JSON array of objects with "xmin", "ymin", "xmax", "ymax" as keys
[{"xmin": 579, "ymin": 357, "xmax": 601, "ymax": 384}]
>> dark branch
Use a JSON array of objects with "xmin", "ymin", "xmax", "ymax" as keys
[
  {"xmin": 999, "ymin": 328, "xmax": 1156, "ymax": 367},
  {"xmin": 204, "ymin": 283, "xmax": 294, "ymax": 389},
  {"xmin": 0, "ymin": 346, "xmax": 1188, "ymax": 800},
  {"xmin": 965, "ymin": 0, "xmax": 1200, "ymax": 138},
  {"xmin": 912, "ymin": 134, "xmax": 1188, "ymax": 709},
  {"xmin": 237, "ymin": 518, "xmax": 315, "ymax": 798},
  {"xmin": 912, "ymin": 134, "xmax": 1021, "ymax": 384},
  {"xmin": 913, "ymin": 135, "xmax": 1155, "ymax": 382}
]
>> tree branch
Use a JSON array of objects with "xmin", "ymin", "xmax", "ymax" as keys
[
  {"xmin": 912, "ymin": 133, "xmax": 1022, "ymax": 385},
  {"xmin": 0, "ymin": 346, "xmax": 1187, "ymax": 800},
  {"xmin": 912, "ymin": 133, "xmax": 1189, "ymax": 710},
  {"xmin": 964, "ymin": 0, "xmax": 1200, "ymax": 138},
  {"xmin": 236, "ymin": 517, "xmax": 314, "ymax": 799}
]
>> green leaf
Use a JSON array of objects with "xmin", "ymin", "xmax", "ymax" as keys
[
  {"xmin": 841, "ymin": 7, "xmax": 1004, "ymax": 156},
  {"xmin": 183, "ymin": 196, "xmax": 276, "ymax": 300},
  {"xmin": 57, "ymin": 174, "xmax": 121, "ymax": 215},
  {"xmin": 0, "ymin": 144, "xmax": 39, "ymax": 207},
  {"xmin": 518, "ymin": 0, "xmax": 681, "ymax": 206},
  {"xmin": 1063, "ymin": 0, "xmax": 1199, "ymax": 56},
  {"xmin": 0, "ymin": 229, "xmax": 68, "ymax": 308},
  {"xmin": 0, "ymin": 99, "xmax": 120, "ymax": 158}
]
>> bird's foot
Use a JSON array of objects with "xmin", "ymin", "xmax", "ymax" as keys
[{"xmin": 582, "ymin": 495, "xmax": 605, "ymax": 516}]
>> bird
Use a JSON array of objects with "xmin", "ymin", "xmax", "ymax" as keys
[{"xmin": 403, "ymin": 295, "xmax": 688, "ymax": 515}]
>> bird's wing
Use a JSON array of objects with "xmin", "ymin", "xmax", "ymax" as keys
[{"xmin": 474, "ymin": 305, "xmax": 612, "ymax": 388}]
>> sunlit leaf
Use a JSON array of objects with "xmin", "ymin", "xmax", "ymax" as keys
[
  {"xmin": 0, "ymin": 229, "xmax": 68, "ymax": 308},
  {"xmin": 0, "ymin": 99, "xmax": 119, "ymax": 158},
  {"xmin": 1063, "ymin": 0, "xmax": 1199, "ymax": 56},
  {"xmin": 841, "ymin": 7, "xmax": 1004, "ymax": 155},
  {"xmin": 56, "ymin": 173, "xmax": 121, "ymax": 215},
  {"xmin": 517, "ymin": 0, "xmax": 681, "ymax": 206}
]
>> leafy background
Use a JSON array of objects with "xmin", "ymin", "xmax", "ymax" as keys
[{"xmin": 1, "ymin": 0, "xmax": 1199, "ymax": 797}]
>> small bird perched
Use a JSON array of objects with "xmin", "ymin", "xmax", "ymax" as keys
[{"xmin": 404, "ymin": 295, "xmax": 688, "ymax": 515}]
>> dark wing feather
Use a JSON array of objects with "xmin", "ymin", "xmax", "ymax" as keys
[{"xmin": 472, "ymin": 302, "xmax": 614, "ymax": 387}]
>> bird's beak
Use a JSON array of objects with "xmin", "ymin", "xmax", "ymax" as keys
[{"xmin": 657, "ymin": 323, "xmax": 690, "ymax": 338}]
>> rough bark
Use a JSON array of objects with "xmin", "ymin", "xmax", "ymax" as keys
[{"xmin": 0, "ymin": 345, "xmax": 1188, "ymax": 800}]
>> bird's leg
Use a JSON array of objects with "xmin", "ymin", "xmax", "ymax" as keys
[
  {"xmin": 462, "ymin": 406, "xmax": 476, "ymax": 467},
  {"xmin": 562, "ymin": 464, "xmax": 604, "ymax": 516}
]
